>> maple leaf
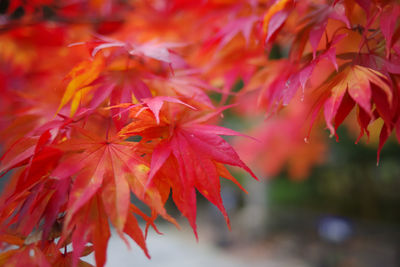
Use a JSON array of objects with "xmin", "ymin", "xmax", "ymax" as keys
[
  {"xmin": 262, "ymin": 0, "xmax": 295, "ymax": 45},
  {"xmin": 303, "ymin": 62, "xmax": 395, "ymax": 162},
  {"xmin": 380, "ymin": 4, "xmax": 400, "ymax": 58},
  {"xmin": 147, "ymin": 70, "xmax": 218, "ymax": 108},
  {"xmin": 94, "ymin": 73, "xmax": 153, "ymax": 130},
  {"xmin": 52, "ymin": 126, "xmax": 174, "ymax": 224},
  {"xmin": 56, "ymin": 54, "xmax": 105, "ymax": 116},
  {"xmin": 57, "ymin": 61, "xmax": 154, "ymax": 129},
  {"xmin": 47, "ymin": 125, "xmax": 176, "ymax": 266},
  {"xmin": 109, "ymin": 96, "xmax": 196, "ymax": 125},
  {"xmin": 0, "ymin": 130, "xmax": 64, "ymax": 237},
  {"xmin": 120, "ymin": 105, "xmax": 257, "ymax": 237},
  {"xmin": 203, "ymin": 15, "xmax": 259, "ymax": 52},
  {"xmin": 321, "ymin": 65, "xmax": 392, "ymax": 136},
  {"xmin": 83, "ymin": 36, "xmax": 186, "ymax": 67},
  {"xmin": 296, "ymin": 1, "xmax": 351, "ymax": 59},
  {"xmin": 58, "ymin": 38, "xmax": 192, "ymax": 128},
  {"xmin": 280, "ymin": 33, "xmax": 347, "ymax": 107}
]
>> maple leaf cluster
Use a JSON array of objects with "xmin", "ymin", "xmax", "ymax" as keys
[{"xmin": 0, "ymin": 0, "xmax": 399, "ymax": 266}]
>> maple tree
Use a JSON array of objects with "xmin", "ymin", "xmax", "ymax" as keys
[{"xmin": 0, "ymin": 0, "xmax": 399, "ymax": 266}]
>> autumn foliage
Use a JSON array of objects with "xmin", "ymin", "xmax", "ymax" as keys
[{"xmin": 0, "ymin": 0, "xmax": 400, "ymax": 266}]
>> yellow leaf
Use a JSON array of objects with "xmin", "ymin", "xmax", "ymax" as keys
[
  {"xmin": 57, "ymin": 55, "xmax": 104, "ymax": 115},
  {"xmin": 262, "ymin": 0, "xmax": 293, "ymax": 38},
  {"xmin": 70, "ymin": 86, "xmax": 93, "ymax": 117}
]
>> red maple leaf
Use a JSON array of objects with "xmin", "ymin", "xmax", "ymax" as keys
[{"xmin": 119, "ymin": 104, "xmax": 257, "ymax": 237}]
